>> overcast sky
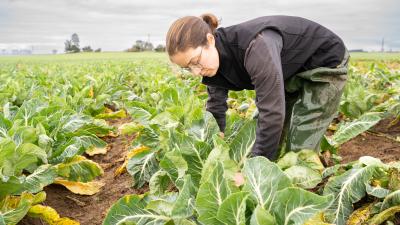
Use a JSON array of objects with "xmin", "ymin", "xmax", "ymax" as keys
[{"xmin": 0, "ymin": 0, "xmax": 399, "ymax": 54}]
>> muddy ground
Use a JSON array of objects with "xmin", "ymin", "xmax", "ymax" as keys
[
  {"xmin": 19, "ymin": 118, "xmax": 149, "ymax": 225},
  {"xmin": 340, "ymin": 117, "xmax": 400, "ymax": 163}
]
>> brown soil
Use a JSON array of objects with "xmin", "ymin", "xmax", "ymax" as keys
[
  {"xmin": 339, "ymin": 117, "xmax": 400, "ymax": 164},
  {"xmin": 19, "ymin": 118, "xmax": 149, "ymax": 225}
]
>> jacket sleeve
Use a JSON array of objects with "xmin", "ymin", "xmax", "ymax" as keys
[
  {"xmin": 244, "ymin": 29, "xmax": 285, "ymax": 161},
  {"xmin": 206, "ymin": 85, "xmax": 229, "ymax": 132}
]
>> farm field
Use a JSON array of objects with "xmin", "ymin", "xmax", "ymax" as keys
[{"xmin": 0, "ymin": 52, "xmax": 399, "ymax": 225}]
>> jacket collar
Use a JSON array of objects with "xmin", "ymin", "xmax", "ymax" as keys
[{"xmin": 214, "ymin": 29, "xmax": 232, "ymax": 78}]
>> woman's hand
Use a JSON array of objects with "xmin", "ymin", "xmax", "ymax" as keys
[
  {"xmin": 234, "ymin": 172, "xmax": 245, "ymax": 187},
  {"xmin": 219, "ymin": 132, "xmax": 225, "ymax": 138}
]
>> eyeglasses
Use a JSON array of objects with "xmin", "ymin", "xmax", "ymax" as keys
[{"xmin": 182, "ymin": 46, "xmax": 204, "ymax": 72}]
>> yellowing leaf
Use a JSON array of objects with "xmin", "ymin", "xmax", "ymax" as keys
[
  {"xmin": 88, "ymin": 86, "xmax": 94, "ymax": 98},
  {"xmin": 127, "ymin": 146, "xmax": 150, "ymax": 159},
  {"xmin": 114, "ymin": 162, "xmax": 127, "ymax": 177},
  {"xmin": 3, "ymin": 191, "xmax": 45, "ymax": 210},
  {"xmin": 346, "ymin": 203, "xmax": 374, "ymax": 225},
  {"xmin": 27, "ymin": 204, "xmax": 80, "ymax": 225},
  {"xmin": 54, "ymin": 178, "xmax": 104, "ymax": 195},
  {"xmin": 85, "ymin": 145, "xmax": 108, "ymax": 156},
  {"xmin": 107, "ymin": 131, "xmax": 119, "ymax": 137},
  {"xmin": 98, "ymin": 131, "xmax": 119, "ymax": 138},
  {"xmin": 328, "ymin": 123, "xmax": 338, "ymax": 131},
  {"xmin": 303, "ymin": 212, "xmax": 334, "ymax": 225},
  {"xmin": 95, "ymin": 109, "xmax": 127, "ymax": 120},
  {"xmin": 104, "ymin": 107, "xmax": 113, "ymax": 113},
  {"xmin": 114, "ymin": 146, "xmax": 150, "ymax": 177},
  {"xmin": 32, "ymin": 191, "xmax": 47, "ymax": 205},
  {"xmin": 55, "ymin": 155, "xmax": 103, "ymax": 182}
]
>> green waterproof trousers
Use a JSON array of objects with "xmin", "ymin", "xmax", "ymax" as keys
[{"xmin": 261, "ymin": 50, "xmax": 350, "ymax": 158}]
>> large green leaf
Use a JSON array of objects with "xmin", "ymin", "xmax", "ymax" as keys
[
  {"xmin": 216, "ymin": 191, "xmax": 249, "ymax": 225},
  {"xmin": 146, "ymin": 175, "xmax": 195, "ymax": 218},
  {"xmin": 224, "ymin": 113, "xmax": 247, "ymax": 143},
  {"xmin": 0, "ymin": 139, "xmax": 17, "ymax": 174},
  {"xmin": 145, "ymin": 193, "xmax": 178, "ymax": 217},
  {"xmin": 229, "ymin": 120, "xmax": 257, "ymax": 167},
  {"xmin": 166, "ymin": 219, "xmax": 197, "ymax": 225},
  {"xmin": 14, "ymin": 143, "xmax": 47, "ymax": 173},
  {"xmin": 60, "ymin": 114, "xmax": 113, "ymax": 136},
  {"xmin": 250, "ymin": 205, "xmax": 276, "ymax": 225},
  {"xmin": 170, "ymin": 175, "xmax": 195, "ymax": 218},
  {"xmin": 365, "ymin": 183, "xmax": 390, "ymax": 199},
  {"xmin": 159, "ymin": 149, "xmax": 188, "ymax": 185},
  {"xmin": 150, "ymin": 112, "xmax": 179, "ymax": 129},
  {"xmin": 170, "ymin": 131, "xmax": 211, "ymax": 187},
  {"xmin": 187, "ymin": 112, "xmax": 220, "ymax": 144},
  {"xmin": 272, "ymin": 187, "xmax": 334, "ymax": 225},
  {"xmin": 17, "ymin": 165, "xmax": 57, "ymax": 194},
  {"xmin": 196, "ymin": 162, "xmax": 231, "ymax": 225},
  {"xmin": 329, "ymin": 112, "xmax": 382, "ymax": 146},
  {"xmin": 161, "ymin": 88, "xmax": 179, "ymax": 106},
  {"xmin": 0, "ymin": 113, "xmax": 11, "ymax": 138},
  {"xmin": 322, "ymin": 165, "xmax": 380, "ymax": 225},
  {"xmin": 284, "ymin": 165, "xmax": 322, "ymax": 189},
  {"xmin": 103, "ymin": 194, "xmax": 171, "ymax": 225},
  {"xmin": 118, "ymin": 122, "xmax": 144, "ymax": 135},
  {"xmin": 104, "ymin": 176, "xmax": 194, "ymax": 225},
  {"xmin": 55, "ymin": 155, "xmax": 103, "ymax": 182},
  {"xmin": 380, "ymin": 189, "xmax": 400, "ymax": 211},
  {"xmin": 12, "ymin": 100, "xmax": 48, "ymax": 127},
  {"xmin": 126, "ymin": 106, "xmax": 153, "ymax": 125},
  {"xmin": 200, "ymin": 135, "xmax": 238, "ymax": 184},
  {"xmin": 0, "ymin": 139, "xmax": 47, "ymax": 177},
  {"xmin": 149, "ymin": 170, "xmax": 172, "ymax": 196},
  {"xmin": 0, "ymin": 165, "xmax": 57, "ymax": 197},
  {"xmin": 132, "ymin": 125, "xmax": 160, "ymax": 149},
  {"xmin": 127, "ymin": 148, "xmax": 159, "ymax": 188},
  {"xmin": 339, "ymin": 77, "xmax": 380, "ymax": 119},
  {"xmin": 242, "ymin": 157, "xmax": 292, "ymax": 211},
  {"xmin": 277, "ymin": 149, "xmax": 325, "ymax": 172},
  {"xmin": 50, "ymin": 135, "xmax": 106, "ymax": 164},
  {"xmin": 9, "ymin": 125, "xmax": 40, "ymax": 144}
]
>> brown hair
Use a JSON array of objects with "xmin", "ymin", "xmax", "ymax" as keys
[{"xmin": 166, "ymin": 13, "xmax": 219, "ymax": 56}]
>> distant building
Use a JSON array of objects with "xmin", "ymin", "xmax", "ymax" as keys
[
  {"xmin": 348, "ymin": 49, "xmax": 365, "ymax": 52},
  {"xmin": 8, "ymin": 49, "xmax": 32, "ymax": 55},
  {"xmin": 20, "ymin": 49, "xmax": 32, "ymax": 55}
]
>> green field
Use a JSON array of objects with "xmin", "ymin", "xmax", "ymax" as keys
[
  {"xmin": 1, "ymin": 52, "xmax": 399, "ymax": 225},
  {"xmin": 0, "ymin": 52, "xmax": 168, "ymax": 64},
  {"xmin": 349, "ymin": 52, "xmax": 400, "ymax": 61},
  {"xmin": 1, "ymin": 51, "xmax": 400, "ymax": 69},
  {"xmin": 1, "ymin": 51, "xmax": 400, "ymax": 62}
]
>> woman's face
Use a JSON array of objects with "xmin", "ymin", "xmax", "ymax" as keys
[{"xmin": 170, "ymin": 33, "xmax": 219, "ymax": 77}]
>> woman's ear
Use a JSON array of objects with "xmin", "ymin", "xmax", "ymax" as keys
[{"xmin": 206, "ymin": 33, "xmax": 215, "ymax": 47}]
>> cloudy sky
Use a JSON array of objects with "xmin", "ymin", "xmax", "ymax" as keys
[{"xmin": 0, "ymin": 0, "xmax": 399, "ymax": 54}]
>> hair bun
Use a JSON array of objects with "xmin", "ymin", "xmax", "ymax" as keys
[{"xmin": 200, "ymin": 13, "xmax": 219, "ymax": 32}]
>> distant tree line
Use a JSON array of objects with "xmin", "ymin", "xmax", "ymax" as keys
[
  {"xmin": 64, "ymin": 33, "xmax": 166, "ymax": 53},
  {"xmin": 64, "ymin": 33, "xmax": 101, "ymax": 53},
  {"xmin": 125, "ymin": 40, "xmax": 166, "ymax": 52}
]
